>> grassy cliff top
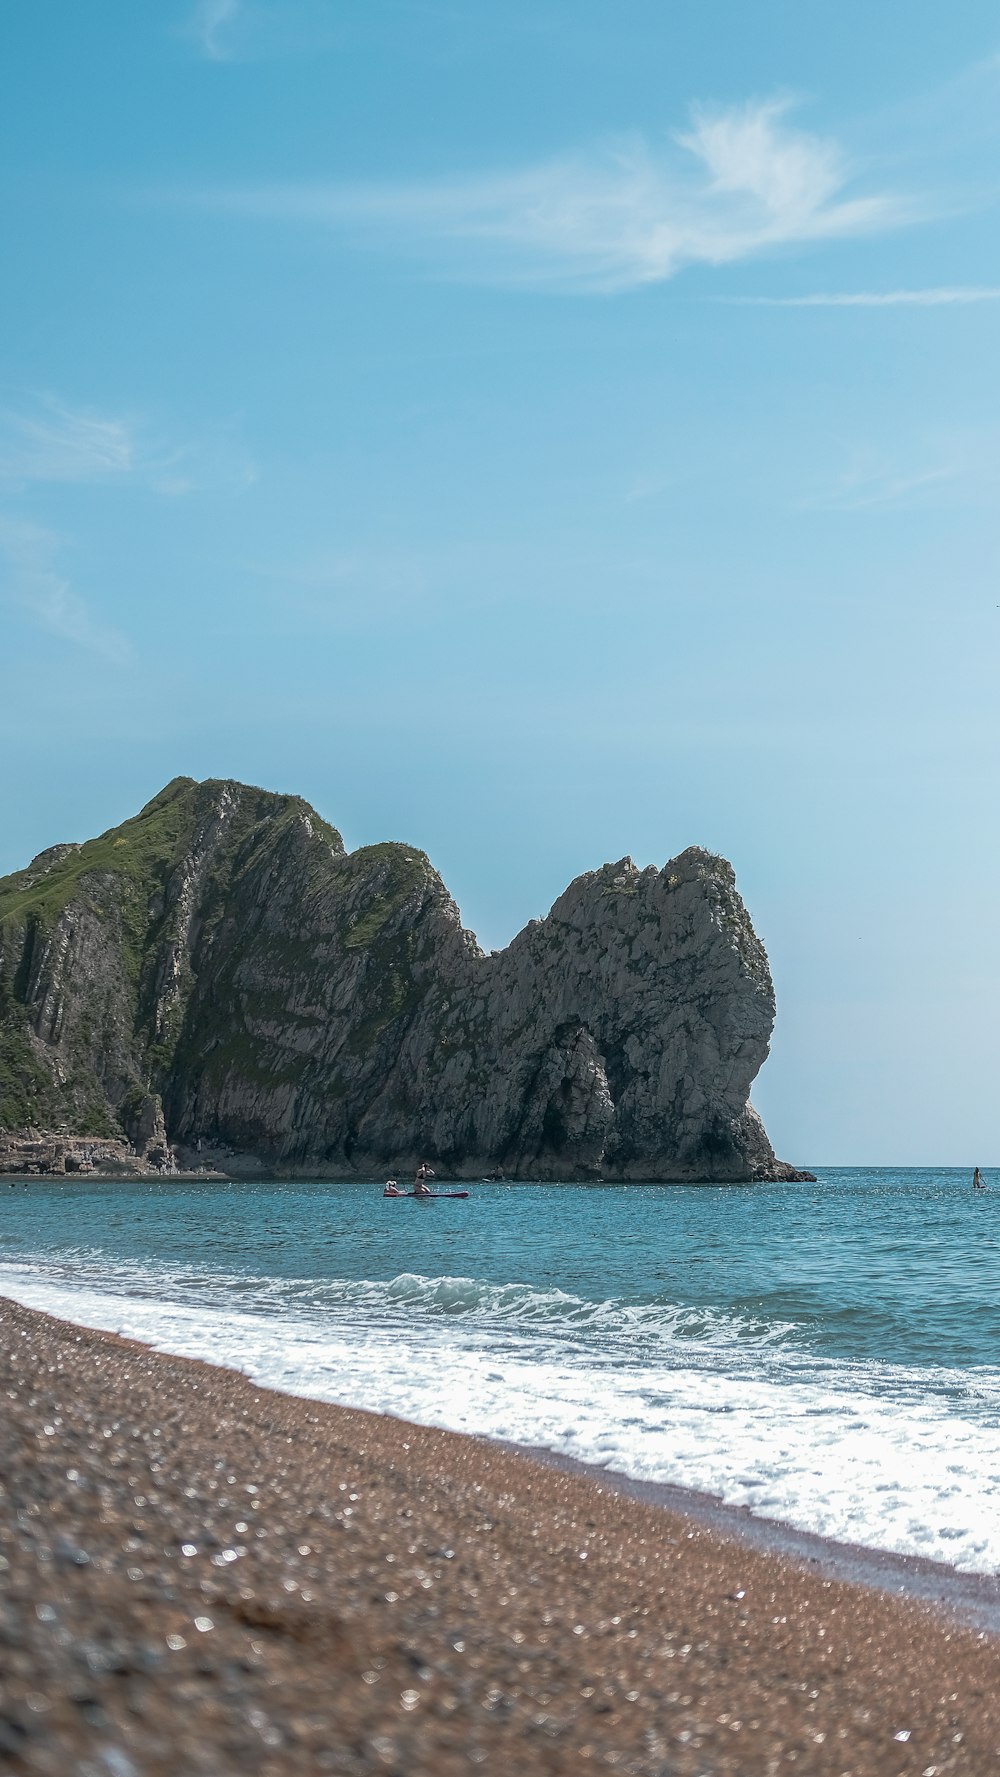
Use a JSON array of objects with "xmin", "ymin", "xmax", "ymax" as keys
[{"xmin": 0, "ymin": 777, "xmax": 343, "ymax": 933}]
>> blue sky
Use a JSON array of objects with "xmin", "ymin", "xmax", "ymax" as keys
[{"xmin": 2, "ymin": 1, "xmax": 999, "ymax": 1164}]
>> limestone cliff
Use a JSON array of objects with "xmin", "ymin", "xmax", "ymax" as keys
[{"xmin": 0, "ymin": 777, "xmax": 804, "ymax": 1180}]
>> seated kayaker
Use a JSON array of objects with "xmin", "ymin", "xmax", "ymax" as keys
[{"xmin": 383, "ymin": 1180, "xmax": 404, "ymax": 1197}]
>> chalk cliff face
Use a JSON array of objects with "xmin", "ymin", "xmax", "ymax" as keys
[{"xmin": 0, "ymin": 777, "xmax": 798, "ymax": 1180}]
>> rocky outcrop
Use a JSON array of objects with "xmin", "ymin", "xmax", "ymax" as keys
[
  {"xmin": 0, "ymin": 1132, "xmax": 154, "ymax": 1178},
  {"xmin": 0, "ymin": 777, "xmax": 808, "ymax": 1181}
]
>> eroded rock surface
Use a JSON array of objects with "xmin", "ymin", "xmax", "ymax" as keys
[{"xmin": 0, "ymin": 777, "xmax": 803, "ymax": 1180}]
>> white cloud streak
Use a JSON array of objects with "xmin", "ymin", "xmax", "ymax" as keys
[
  {"xmin": 183, "ymin": 0, "xmax": 346, "ymax": 62},
  {"xmin": 193, "ymin": 98, "xmax": 910, "ymax": 292},
  {"xmin": 0, "ymin": 520, "xmax": 135, "ymax": 665},
  {"xmin": 0, "ymin": 398, "xmax": 138, "ymax": 483},
  {"xmin": 0, "ymin": 396, "xmax": 256, "ymax": 495},
  {"xmin": 801, "ymin": 460, "xmax": 964, "ymax": 512},
  {"xmin": 725, "ymin": 286, "xmax": 1000, "ymax": 307},
  {"xmin": 189, "ymin": 0, "xmax": 242, "ymax": 61},
  {"xmin": 250, "ymin": 550, "xmax": 433, "ymax": 634}
]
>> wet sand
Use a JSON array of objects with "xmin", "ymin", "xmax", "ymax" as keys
[
  {"xmin": 2, "ymin": 1295, "xmax": 999, "ymax": 1776},
  {"xmin": 513, "ymin": 1445, "xmax": 1000, "ymax": 1638}
]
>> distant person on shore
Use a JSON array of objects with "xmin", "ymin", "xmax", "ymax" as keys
[
  {"xmin": 973, "ymin": 1167, "xmax": 986, "ymax": 1190},
  {"xmin": 383, "ymin": 1180, "xmax": 404, "ymax": 1197},
  {"xmin": 414, "ymin": 1163, "xmax": 435, "ymax": 1196}
]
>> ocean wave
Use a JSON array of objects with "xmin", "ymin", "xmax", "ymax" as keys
[
  {"xmin": 0, "ymin": 1251, "xmax": 799, "ymax": 1351},
  {"xmin": 3, "ymin": 1253, "xmax": 1000, "ymax": 1574}
]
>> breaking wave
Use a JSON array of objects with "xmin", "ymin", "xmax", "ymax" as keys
[{"xmin": 3, "ymin": 1248, "xmax": 1000, "ymax": 1575}]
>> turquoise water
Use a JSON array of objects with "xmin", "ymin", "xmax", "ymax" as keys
[{"xmin": 1, "ymin": 1168, "xmax": 998, "ymax": 1571}]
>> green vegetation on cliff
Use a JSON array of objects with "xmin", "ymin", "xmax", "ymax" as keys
[
  {"xmin": 0, "ymin": 777, "xmax": 346, "ymax": 1137},
  {"xmin": 0, "ymin": 1023, "xmax": 66, "ymax": 1129},
  {"xmin": 0, "ymin": 777, "xmax": 196, "ymax": 933},
  {"xmin": 0, "ymin": 775, "xmax": 790, "ymax": 1181}
]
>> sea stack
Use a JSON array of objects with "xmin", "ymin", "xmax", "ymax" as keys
[{"xmin": 0, "ymin": 777, "xmax": 804, "ymax": 1181}]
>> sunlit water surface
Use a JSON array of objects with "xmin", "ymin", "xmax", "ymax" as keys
[{"xmin": 2, "ymin": 1168, "xmax": 998, "ymax": 1572}]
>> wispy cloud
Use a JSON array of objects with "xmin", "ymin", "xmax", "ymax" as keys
[
  {"xmin": 182, "ymin": 0, "xmax": 346, "ymax": 62},
  {"xmin": 190, "ymin": 97, "xmax": 910, "ymax": 293},
  {"xmin": 189, "ymin": 0, "xmax": 242, "ymax": 61},
  {"xmin": 0, "ymin": 395, "xmax": 256, "ymax": 495},
  {"xmin": 805, "ymin": 463, "xmax": 961, "ymax": 512},
  {"xmin": 724, "ymin": 286, "xmax": 1000, "ymax": 307},
  {"xmin": 623, "ymin": 470, "xmax": 680, "ymax": 505},
  {"xmin": 147, "ymin": 430, "xmax": 258, "ymax": 497},
  {"xmin": 0, "ymin": 520, "xmax": 135, "ymax": 665},
  {"xmin": 250, "ymin": 549, "xmax": 434, "ymax": 633},
  {"xmin": 0, "ymin": 397, "xmax": 138, "ymax": 483}
]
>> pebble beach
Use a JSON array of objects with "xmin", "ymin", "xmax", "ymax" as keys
[{"xmin": 2, "ymin": 1294, "xmax": 1000, "ymax": 1777}]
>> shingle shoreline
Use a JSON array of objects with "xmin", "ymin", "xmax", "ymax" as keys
[{"xmin": 2, "ymin": 1294, "xmax": 998, "ymax": 1775}]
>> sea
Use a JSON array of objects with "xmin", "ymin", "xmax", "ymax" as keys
[{"xmin": 1, "ymin": 1168, "xmax": 998, "ymax": 1576}]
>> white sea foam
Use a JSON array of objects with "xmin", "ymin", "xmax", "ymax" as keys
[{"xmin": 3, "ymin": 1258, "xmax": 999, "ymax": 1574}]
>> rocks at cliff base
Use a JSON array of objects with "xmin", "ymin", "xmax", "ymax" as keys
[
  {"xmin": 0, "ymin": 1132, "xmax": 152, "ymax": 1177},
  {"xmin": 0, "ymin": 777, "xmax": 810, "ymax": 1182}
]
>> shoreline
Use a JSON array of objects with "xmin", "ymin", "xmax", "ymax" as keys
[
  {"xmin": 0, "ymin": 1161, "xmax": 818, "ymax": 1186},
  {"xmin": 3, "ymin": 1277, "xmax": 999, "ymax": 1628},
  {"xmin": 4, "ymin": 1294, "xmax": 1000, "ymax": 1774},
  {"xmin": 2, "ymin": 1170, "xmax": 232, "ymax": 1184},
  {"xmin": 1, "ymin": 1172, "xmax": 811, "ymax": 1186},
  {"xmin": 513, "ymin": 1443, "xmax": 1000, "ymax": 1637}
]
